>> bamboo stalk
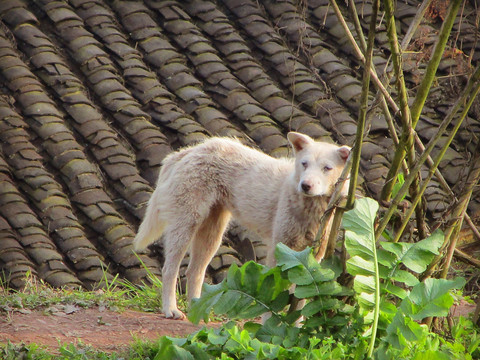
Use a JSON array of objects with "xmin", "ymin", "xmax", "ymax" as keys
[
  {"xmin": 381, "ymin": 0, "xmax": 415, "ymax": 203},
  {"xmin": 383, "ymin": 0, "xmax": 428, "ymax": 239},
  {"xmin": 391, "ymin": 65, "xmax": 480, "ymax": 242},
  {"xmin": 346, "ymin": 0, "xmax": 378, "ymax": 210},
  {"xmin": 328, "ymin": 0, "xmax": 480, "ymax": 244},
  {"xmin": 347, "ymin": 0, "xmax": 367, "ymax": 52},
  {"xmin": 410, "ymin": 0, "xmax": 463, "ymax": 127},
  {"xmin": 346, "ymin": 0, "xmax": 411, "ymax": 180}
]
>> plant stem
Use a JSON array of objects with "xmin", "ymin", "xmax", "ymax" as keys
[
  {"xmin": 324, "ymin": 207, "xmax": 344, "ymax": 259},
  {"xmin": 370, "ymin": 221, "xmax": 381, "ymax": 360},
  {"xmin": 347, "ymin": 0, "xmax": 367, "ymax": 52},
  {"xmin": 410, "ymin": 0, "xmax": 463, "ymax": 127}
]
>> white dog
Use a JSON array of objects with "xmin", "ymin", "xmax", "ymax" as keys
[{"xmin": 134, "ymin": 132, "xmax": 350, "ymax": 319}]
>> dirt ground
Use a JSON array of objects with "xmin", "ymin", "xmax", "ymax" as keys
[
  {"xmin": 0, "ymin": 301, "xmax": 476, "ymax": 353},
  {"xmin": 0, "ymin": 306, "xmax": 218, "ymax": 353}
]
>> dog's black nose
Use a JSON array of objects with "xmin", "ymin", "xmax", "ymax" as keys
[{"xmin": 301, "ymin": 182, "xmax": 311, "ymax": 192}]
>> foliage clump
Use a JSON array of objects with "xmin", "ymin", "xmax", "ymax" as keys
[{"xmin": 141, "ymin": 198, "xmax": 478, "ymax": 360}]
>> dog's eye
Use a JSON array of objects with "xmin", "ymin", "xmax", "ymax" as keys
[
  {"xmin": 301, "ymin": 161, "xmax": 308, "ymax": 169},
  {"xmin": 323, "ymin": 165, "xmax": 333, "ymax": 172}
]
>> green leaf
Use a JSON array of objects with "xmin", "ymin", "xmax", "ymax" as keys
[
  {"xmin": 346, "ymin": 255, "xmax": 375, "ymax": 276},
  {"xmin": 301, "ymin": 298, "xmax": 342, "ymax": 317},
  {"xmin": 382, "ymin": 282, "xmax": 408, "ymax": 299},
  {"xmin": 275, "ymin": 244, "xmax": 312, "ymax": 271},
  {"xmin": 342, "ymin": 197, "xmax": 379, "ymax": 238},
  {"xmin": 391, "ymin": 173, "xmax": 405, "ymax": 200},
  {"xmin": 402, "ymin": 277, "xmax": 466, "ymax": 320},
  {"xmin": 391, "ymin": 269, "xmax": 419, "ymax": 287},
  {"xmin": 153, "ymin": 337, "xmax": 195, "ymax": 360},
  {"xmin": 275, "ymin": 243, "xmax": 335, "ymax": 285},
  {"xmin": 207, "ymin": 332, "xmax": 229, "ymax": 346},
  {"xmin": 189, "ymin": 282, "xmax": 225, "ymax": 324},
  {"xmin": 414, "ymin": 350, "xmax": 451, "ymax": 360},
  {"xmin": 189, "ymin": 261, "xmax": 290, "ymax": 324},
  {"xmin": 294, "ymin": 280, "xmax": 350, "ymax": 299},
  {"xmin": 385, "ymin": 311, "xmax": 429, "ymax": 349},
  {"xmin": 380, "ymin": 230, "xmax": 444, "ymax": 274},
  {"xmin": 343, "ymin": 198, "xmax": 380, "ymax": 312}
]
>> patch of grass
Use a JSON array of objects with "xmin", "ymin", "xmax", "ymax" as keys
[
  {"xmin": 0, "ymin": 339, "xmax": 168, "ymax": 360},
  {"xmin": 0, "ymin": 341, "xmax": 128, "ymax": 360},
  {"xmin": 0, "ymin": 267, "xmax": 187, "ymax": 315}
]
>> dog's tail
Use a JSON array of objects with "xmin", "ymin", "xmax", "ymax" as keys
[
  {"xmin": 133, "ymin": 148, "xmax": 191, "ymax": 251},
  {"xmin": 133, "ymin": 196, "xmax": 166, "ymax": 251}
]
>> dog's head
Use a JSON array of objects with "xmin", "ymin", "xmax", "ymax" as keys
[{"xmin": 287, "ymin": 132, "xmax": 350, "ymax": 197}]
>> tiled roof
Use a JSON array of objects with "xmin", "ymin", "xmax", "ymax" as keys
[{"xmin": 0, "ymin": 0, "xmax": 478, "ymax": 288}]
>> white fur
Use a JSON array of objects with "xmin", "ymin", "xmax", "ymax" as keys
[{"xmin": 134, "ymin": 132, "xmax": 350, "ymax": 319}]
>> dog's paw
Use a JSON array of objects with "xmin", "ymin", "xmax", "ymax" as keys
[{"xmin": 164, "ymin": 308, "xmax": 186, "ymax": 320}]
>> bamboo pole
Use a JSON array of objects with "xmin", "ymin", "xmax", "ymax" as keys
[
  {"xmin": 381, "ymin": 0, "xmax": 414, "ymax": 202},
  {"xmin": 410, "ymin": 0, "xmax": 463, "ymax": 127}
]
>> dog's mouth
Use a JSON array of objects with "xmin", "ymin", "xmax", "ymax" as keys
[{"xmin": 301, "ymin": 189, "xmax": 326, "ymax": 197}]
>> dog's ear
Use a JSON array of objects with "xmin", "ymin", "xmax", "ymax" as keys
[
  {"xmin": 287, "ymin": 132, "xmax": 314, "ymax": 153},
  {"xmin": 338, "ymin": 146, "xmax": 351, "ymax": 162}
]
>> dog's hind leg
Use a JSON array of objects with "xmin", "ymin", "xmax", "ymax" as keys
[
  {"xmin": 186, "ymin": 204, "xmax": 231, "ymax": 302},
  {"xmin": 161, "ymin": 224, "xmax": 196, "ymax": 320}
]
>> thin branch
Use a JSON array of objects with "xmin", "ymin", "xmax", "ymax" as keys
[
  {"xmin": 313, "ymin": 154, "xmax": 352, "ymax": 259},
  {"xmin": 347, "ymin": 0, "xmax": 367, "ymax": 53},
  {"xmin": 400, "ymin": 0, "xmax": 435, "ymax": 50},
  {"xmin": 454, "ymin": 248, "xmax": 480, "ymax": 269}
]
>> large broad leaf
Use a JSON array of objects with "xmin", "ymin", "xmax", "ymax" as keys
[
  {"xmin": 401, "ymin": 277, "xmax": 466, "ymax": 320},
  {"xmin": 189, "ymin": 262, "xmax": 290, "ymax": 324},
  {"xmin": 384, "ymin": 277, "xmax": 466, "ymax": 350},
  {"xmin": 385, "ymin": 311, "xmax": 429, "ymax": 350},
  {"xmin": 343, "ymin": 197, "xmax": 381, "ymax": 357},
  {"xmin": 380, "ymin": 230, "xmax": 444, "ymax": 274},
  {"xmin": 343, "ymin": 198, "xmax": 380, "ymax": 316},
  {"xmin": 276, "ymin": 243, "xmax": 347, "ymax": 301},
  {"xmin": 342, "ymin": 197, "xmax": 379, "ymax": 239},
  {"xmin": 275, "ymin": 243, "xmax": 336, "ymax": 285}
]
